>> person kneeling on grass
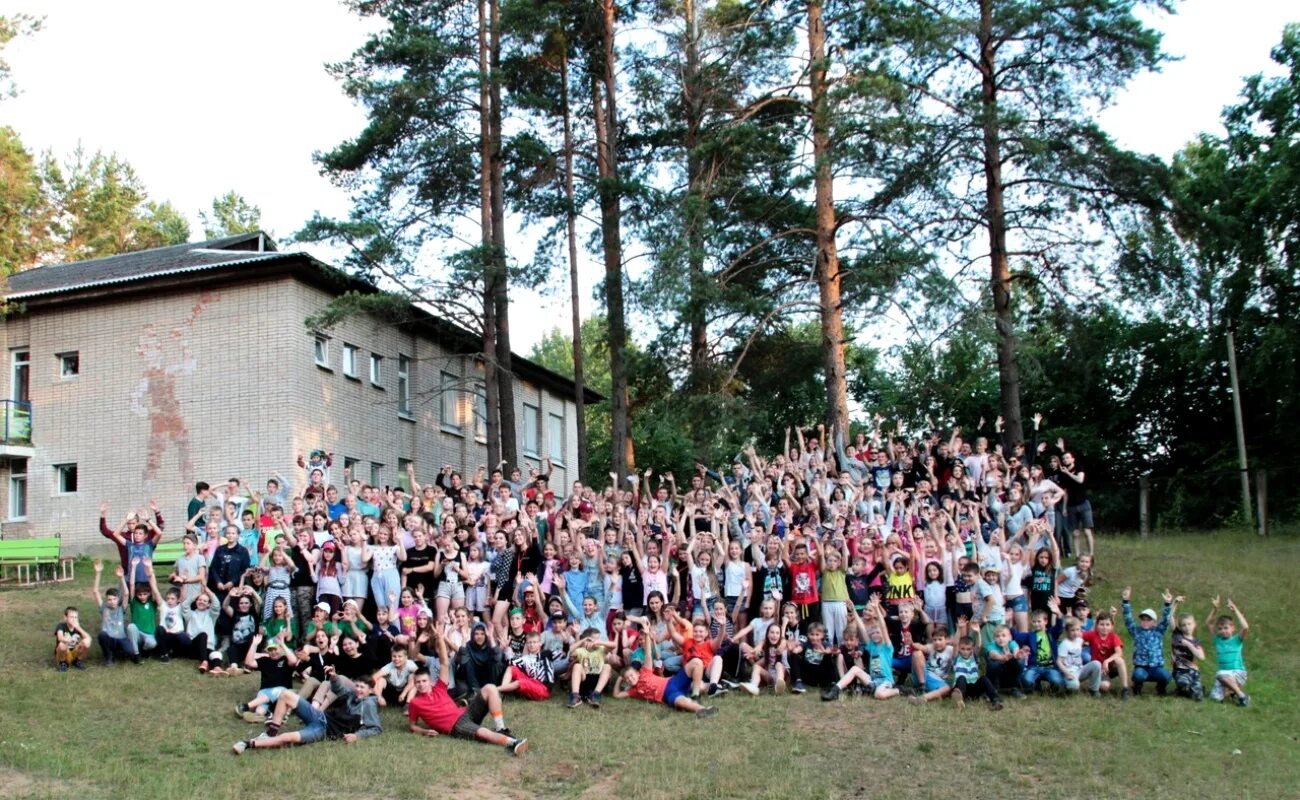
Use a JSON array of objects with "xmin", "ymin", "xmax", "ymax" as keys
[
  {"xmin": 611, "ymin": 660, "xmax": 718, "ymax": 718},
  {"xmin": 232, "ymin": 670, "xmax": 381, "ymax": 753},
  {"xmin": 497, "ymin": 632, "xmax": 555, "ymax": 701},
  {"xmin": 406, "ymin": 627, "xmax": 528, "ymax": 755}
]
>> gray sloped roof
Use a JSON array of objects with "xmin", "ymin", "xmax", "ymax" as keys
[{"xmin": 5, "ymin": 232, "xmax": 288, "ymax": 299}]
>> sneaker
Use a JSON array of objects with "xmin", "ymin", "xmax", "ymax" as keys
[
  {"xmin": 235, "ymin": 703, "xmax": 250, "ymax": 719},
  {"xmin": 254, "ymin": 732, "xmax": 272, "ymax": 742},
  {"xmin": 105, "ymin": 656, "xmax": 115, "ymax": 667},
  {"xmin": 821, "ymin": 684, "xmax": 841, "ymax": 702},
  {"xmin": 739, "ymin": 682, "xmax": 759, "ymax": 696},
  {"xmin": 1237, "ymin": 694, "xmax": 1250, "ymax": 708},
  {"xmin": 991, "ymin": 701, "xmax": 1004, "ymax": 711},
  {"xmin": 567, "ymin": 693, "xmax": 582, "ymax": 708},
  {"xmin": 231, "ymin": 740, "xmax": 248, "ymax": 755},
  {"xmin": 951, "ymin": 688, "xmax": 964, "ymax": 709},
  {"xmin": 1120, "ymin": 688, "xmax": 1132, "ymax": 702},
  {"xmin": 57, "ymin": 662, "xmax": 69, "ymax": 673},
  {"xmin": 131, "ymin": 655, "xmax": 142, "ymax": 664},
  {"xmin": 1090, "ymin": 690, "xmax": 1102, "ymax": 699},
  {"xmin": 159, "ymin": 653, "xmax": 171, "ymax": 664},
  {"xmin": 720, "ymin": 678, "xmax": 741, "ymax": 690},
  {"xmin": 695, "ymin": 706, "xmax": 718, "ymax": 719},
  {"xmin": 791, "ymin": 680, "xmax": 807, "ymax": 695},
  {"xmin": 508, "ymin": 737, "xmax": 529, "ymax": 756},
  {"xmin": 1010, "ymin": 689, "xmax": 1026, "ymax": 700},
  {"xmin": 707, "ymin": 683, "xmax": 729, "ymax": 697},
  {"xmin": 497, "ymin": 727, "xmax": 513, "ymax": 738},
  {"xmin": 242, "ymin": 711, "xmax": 264, "ymax": 724},
  {"xmin": 587, "ymin": 691, "xmax": 602, "ymax": 709},
  {"xmin": 72, "ymin": 661, "xmax": 88, "ymax": 671}
]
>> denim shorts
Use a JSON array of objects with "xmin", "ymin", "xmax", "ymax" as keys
[
  {"xmin": 295, "ymin": 696, "xmax": 327, "ymax": 744},
  {"xmin": 1007, "ymin": 594, "xmax": 1029, "ymax": 612}
]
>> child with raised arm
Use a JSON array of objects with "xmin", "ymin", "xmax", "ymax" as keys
[
  {"xmin": 1122, "ymin": 586, "xmax": 1175, "ymax": 696},
  {"xmin": 1083, "ymin": 609, "xmax": 1130, "ymax": 700},
  {"xmin": 1207, "ymin": 596, "xmax": 1250, "ymax": 707},
  {"xmin": 91, "ymin": 560, "xmax": 135, "ymax": 665},
  {"xmin": 861, "ymin": 596, "xmax": 901, "ymax": 700}
]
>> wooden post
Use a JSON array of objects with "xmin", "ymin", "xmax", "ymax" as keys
[
  {"xmin": 1256, "ymin": 470, "xmax": 1267, "ymax": 538},
  {"xmin": 1139, "ymin": 477, "xmax": 1150, "ymax": 538},
  {"xmin": 1226, "ymin": 327, "xmax": 1252, "ymax": 523}
]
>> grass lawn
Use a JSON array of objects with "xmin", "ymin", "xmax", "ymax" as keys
[{"xmin": 1, "ymin": 530, "xmax": 1296, "ymax": 800}]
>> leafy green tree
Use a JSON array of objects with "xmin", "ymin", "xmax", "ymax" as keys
[
  {"xmin": 0, "ymin": 126, "xmax": 51, "ymax": 274},
  {"xmin": 39, "ymin": 147, "xmax": 188, "ymax": 263},
  {"xmin": 201, "ymin": 191, "xmax": 262, "ymax": 239},
  {"xmin": 874, "ymin": 0, "xmax": 1174, "ymax": 445},
  {"xmin": 0, "ymin": 13, "xmax": 39, "ymax": 101}
]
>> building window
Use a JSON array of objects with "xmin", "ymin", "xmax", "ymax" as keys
[
  {"xmin": 8, "ymin": 464, "xmax": 27, "ymax": 520},
  {"xmin": 343, "ymin": 344, "xmax": 358, "ymax": 378},
  {"xmin": 11, "ymin": 349, "xmax": 30, "ymax": 403},
  {"xmin": 343, "ymin": 457, "xmax": 359, "ymax": 481},
  {"xmin": 314, "ymin": 335, "xmax": 330, "ymax": 368},
  {"xmin": 523, "ymin": 403, "xmax": 540, "ymax": 457},
  {"xmin": 397, "ymin": 458, "xmax": 413, "ymax": 492},
  {"xmin": 548, "ymin": 413, "xmax": 565, "ymax": 465},
  {"xmin": 57, "ymin": 352, "xmax": 80, "ymax": 378},
  {"xmin": 54, "ymin": 463, "xmax": 78, "ymax": 494},
  {"xmin": 397, "ymin": 355, "xmax": 411, "ymax": 416},
  {"xmin": 474, "ymin": 382, "xmax": 487, "ymax": 442},
  {"xmin": 370, "ymin": 354, "xmax": 383, "ymax": 386},
  {"xmin": 440, "ymin": 372, "xmax": 460, "ymax": 433},
  {"xmin": 370, "ymin": 462, "xmax": 384, "ymax": 489}
]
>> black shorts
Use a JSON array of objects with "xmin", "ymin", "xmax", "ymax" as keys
[
  {"xmin": 579, "ymin": 675, "xmax": 600, "ymax": 695},
  {"xmin": 451, "ymin": 693, "xmax": 490, "ymax": 740},
  {"xmin": 382, "ymin": 684, "xmax": 405, "ymax": 706}
]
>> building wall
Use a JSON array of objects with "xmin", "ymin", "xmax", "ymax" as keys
[{"xmin": 0, "ymin": 276, "xmax": 580, "ymax": 550}]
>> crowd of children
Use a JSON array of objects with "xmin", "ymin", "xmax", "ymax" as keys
[{"xmin": 52, "ymin": 424, "xmax": 1255, "ymax": 754}]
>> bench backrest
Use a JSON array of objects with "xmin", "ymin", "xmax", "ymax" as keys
[{"xmin": 0, "ymin": 537, "xmax": 62, "ymax": 560}]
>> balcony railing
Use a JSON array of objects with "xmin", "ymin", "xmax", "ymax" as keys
[{"xmin": 2, "ymin": 400, "xmax": 32, "ymax": 443}]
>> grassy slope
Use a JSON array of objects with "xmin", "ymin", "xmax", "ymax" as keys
[{"xmin": 0, "ymin": 531, "xmax": 1296, "ymax": 800}]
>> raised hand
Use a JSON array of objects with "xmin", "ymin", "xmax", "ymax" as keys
[
  {"xmin": 93, "ymin": 559, "xmax": 103, "ymax": 573},
  {"xmin": 1121, "ymin": 586, "xmax": 1131, "ymax": 602},
  {"xmin": 98, "ymin": 500, "xmax": 109, "ymax": 515},
  {"xmin": 1161, "ymin": 588, "xmax": 1173, "ymax": 605}
]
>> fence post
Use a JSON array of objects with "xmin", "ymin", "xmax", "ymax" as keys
[
  {"xmin": 1256, "ymin": 470, "xmax": 1267, "ymax": 538},
  {"xmin": 1139, "ymin": 477, "xmax": 1150, "ymax": 538}
]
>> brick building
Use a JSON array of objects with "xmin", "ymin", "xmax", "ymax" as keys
[{"xmin": 0, "ymin": 233, "xmax": 593, "ymax": 550}]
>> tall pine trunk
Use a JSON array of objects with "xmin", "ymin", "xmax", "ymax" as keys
[
  {"xmin": 682, "ymin": 0, "xmax": 711, "ymax": 459},
  {"xmin": 593, "ymin": 0, "xmax": 631, "ymax": 480},
  {"xmin": 808, "ymin": 0, "xmax": 849, "ymax": 434},
  {"xmin": 489, "ymin": 0, "xmax": 519, "ymax": 469},
  {"xmin": 560, "ymin": 50, "xmax": 589, "ymax": 482},
  {"xmin": 478, "ymin": 0, "xmax": 501, "ymax": 468},
  {"xmin": 979, "ymin": 0, "xmax": 1023, "ymax": 446}
]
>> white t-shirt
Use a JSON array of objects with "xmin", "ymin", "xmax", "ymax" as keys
[
  {"xmin": 724, "ymin": 561, "xmax": 747, "ymax": 597},
  {"xmin": 976, "ymin": 579, "xmax": 1005, "ymax": 623},
  {"xmin": 159, "ymin": 603, "xmax": 185, "ymax": 634},
  {"xmin": 380, "ymin": 660, "xmax": 418, "ymax": 688},
  {"xmin": 925, "ymin": 644, "xmax": 954, "ymax": 679},
  {"xmin": 1058, "ymin": 566, "xmax": 1086, "ymax": 599},
  {"xmin": 1058, "ymin": 636, "xmax": 1084, "ymax": 675},
  {"xmin": 1002, "ymin": 561, "xmax": 1026, "ymax": 599},
  {"xmin": 184, "ymin": 605, "xmax": 219, "ymax": 640}
]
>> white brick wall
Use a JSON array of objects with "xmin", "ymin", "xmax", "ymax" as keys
[{"xmin": 0, "ymin": 274, "xmax": 581, "ymax": 550}]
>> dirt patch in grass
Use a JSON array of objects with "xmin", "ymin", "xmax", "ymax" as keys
[{"xmin": 0, "ymin": 766, "xmax": 98, "ymax": 800}]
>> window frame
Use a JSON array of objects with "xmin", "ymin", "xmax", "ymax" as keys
[
  {"xmin": 523, "ymin": 402, "xmax": 541, "ymax": 458},
  {"xmin": 548, "ymin": 412, "xmax": 566, "ymax": 466},
  {"xmin": 397, "ymin": 355, "xmax": 411, "ymax": 417},
  {"xmin": 8, "ymin": 467, "xmax": 27, "ymax": 521},
  {"xmin": 54, "ymin": 463, "xmax": 78, "ymax": 495},
  {"xmin": 57, "ymin": 351, "xmax": 80, "ymax": 379},
  {"xmin": 342, "ymin": 344, "xmax": 358, "ymax": 379},
  {"xmin": 369, "ymin": 353, "xmax": 383, "ymax": 387},
  {"xmin": 440, "ymin": 371, "xmax": 462, "ymax": 435},
  {"xmin": 314, "ymin": 335, "xmax": 330, "ymax": 369}
]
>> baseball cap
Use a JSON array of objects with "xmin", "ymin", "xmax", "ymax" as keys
[
  {"xmin": 1139, "ymin": 608, "xmax": 1157, "ymax": 620},
  {"xmin": 315, "ymin": 602, "xmax": 330, "ymax": 613}
]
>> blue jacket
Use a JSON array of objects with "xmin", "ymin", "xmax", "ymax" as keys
[
  {"xmin": 1123, "ymin": 601, "xmax": 1172, "ymax": 667},
  {"xmin": 1013, "ymin": 617, "xmax": 1064, "ymax": 668}
]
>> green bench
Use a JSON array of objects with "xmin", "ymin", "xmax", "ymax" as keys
[
  {"xmin": 0, "ymin": 536, "xmax": 75, "ymax": 585},
  {"xmin": 150, "ymin": 541, "xmax": 186, "ymax": 566}
]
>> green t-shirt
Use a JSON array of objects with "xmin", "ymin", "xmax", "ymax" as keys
[
  {"xmin": 262, "ymin": 617, "xmax": 298, "ymax": 646},
  {"xmin": 821, "ymin": 568, "xmax": 849, "ymax": 602},
  {"xmin": 1214, "ymin": 633, "xmax": 1245, "ymax": 672},
  {"xmin": 305, "ymin": 620, "xmax": 339, "ymax": 640},
  {"xmin": 129, "ymin": 598, "xmax": 157, "ymax": 636}
]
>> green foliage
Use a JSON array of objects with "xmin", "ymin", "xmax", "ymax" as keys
[
  {"xmin": 0, "ymin": 125, "xmax": 50, "ymax": 274},
  {"xmin": 200, "ymin": 191, "xmax": 263, "ymax": 239},
  {"xmin": 0, "ymin": 12, "xmax": 40, "ymax": 100}
]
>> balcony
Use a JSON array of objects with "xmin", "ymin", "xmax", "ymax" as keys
[{"xmin": 0, "ymin": 400, "xmax": 34, "ymax": 458}]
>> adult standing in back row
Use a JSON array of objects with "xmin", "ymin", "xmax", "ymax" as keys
[{"xmin": 1058, "ymin": 449, "xmax": 1093, "ymax": 557}]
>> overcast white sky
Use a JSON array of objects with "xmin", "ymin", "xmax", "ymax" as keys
[{"xmin": 1, "ymin": 0, "xmax": 1295, "ymax": 352}]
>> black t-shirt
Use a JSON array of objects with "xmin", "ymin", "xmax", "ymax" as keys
[
  {"xmin": 299, "ymin": 650, "xmax": 336, "ymax": 681},
  {"xmin": 290, "ymin": 545, "xmax": 316, "ymax": 588},
  {"xmin": 1063, "ymin": 463, "xmax": 1088, "ymax": 504},
  {"xmin": 404, "ymin": 545, "xmax": 437, "ymax": 598},
  {"xmin": 335, "ymin": 651, "xmax": 374, "ymax": 680},
  {"xmin": 620, "ymin": 560, "xmax": 644, "ymax": 610},
  {"xmin": 257, "ymin": 654, "xmax": 294, "ymax": 690},
  {"xmin": 749, "ymin": 564, "xmax": 788, "ymax": 617},
  {"xmin": 885, "ymin": 617, "xmax": 927, "ymax": 658}
]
